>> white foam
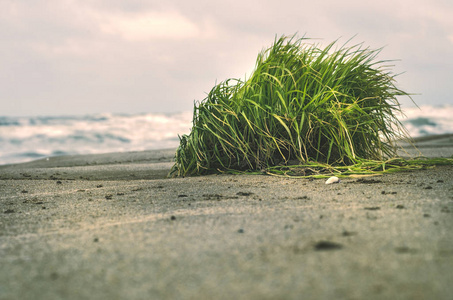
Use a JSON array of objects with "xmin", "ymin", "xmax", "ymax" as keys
[
  {"xmin": 400, "ymin": 105, "xmax": 453, "ymax": 137},
  {"xmin": 0, "ymin": 112, "xmax": 192, "ymax": 165}
]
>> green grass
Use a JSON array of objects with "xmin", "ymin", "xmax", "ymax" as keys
[
  {"xmin": 171, "ymin": 35, "xmax": 451, "ymax": 177},
  {"xmin": 263, "ymin": 157, "xmax": 453, "ymax": 178}
]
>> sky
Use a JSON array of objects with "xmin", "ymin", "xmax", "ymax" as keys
[{"xmin": 1, "ymin": 0, "xmax": 452, "ymax": 116}]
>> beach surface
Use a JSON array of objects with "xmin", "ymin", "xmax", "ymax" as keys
[{"xmin": 1, "ymin": 135, "xmax": 452, "ymax": 299}]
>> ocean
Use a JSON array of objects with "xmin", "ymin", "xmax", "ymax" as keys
[
  {"xmin": 0, "ymin": 112, "xmax": 193, "ymax": 166},
  {"xmin": 0, "ymin": 105, "xmax": 452, "ymax": 166}
]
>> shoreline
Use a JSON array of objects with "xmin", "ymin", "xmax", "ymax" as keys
[
  {"xmin": 1, "ymin": 135, "xmax": 452, "ymax": 299},
  {"xmin": 0, "ymin": 133, "xmax": 452, "ymax": 181}
]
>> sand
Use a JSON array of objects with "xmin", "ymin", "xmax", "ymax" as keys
[{"xmin": 1, "ymin": 135, "xmax": 452, "ymax": 300}]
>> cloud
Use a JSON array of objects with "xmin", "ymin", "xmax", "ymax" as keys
[
  {"xmin": 94, "ymin": 10, "xmax": 214, "ymax": 41},
  {"xmin": 1, "ymin": 0, "xmax": 452, "ymax": 116}
]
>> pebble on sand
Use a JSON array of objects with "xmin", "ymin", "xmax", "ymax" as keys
[{"xmin": 325, "ymin": 176, "xmax": 340, "ymax": 185}]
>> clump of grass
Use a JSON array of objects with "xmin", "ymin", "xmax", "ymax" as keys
[{"xmin": 172, "ymin": 35, "xmax": 413, "ymax": 177}]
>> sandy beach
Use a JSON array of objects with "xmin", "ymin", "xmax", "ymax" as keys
[{"xmin": 1, "ymin": 135, "xmax": 452, "ymax": 300}]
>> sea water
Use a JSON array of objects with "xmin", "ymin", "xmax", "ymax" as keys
[
  {"xmin": 0, "ymin": 105, "xmax": 452, "ymax": 165},
  {"xmin": 400, "ymin": 105, "xmax": 453, "ymax": 137},
  {"xmin": 0, "ymin": 112, "xmax": 192, "ymax": 165}
]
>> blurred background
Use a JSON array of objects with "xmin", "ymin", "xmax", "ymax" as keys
[{"xmin": 1, "ymin": 0, "xmax": 452, "ymax": 164}]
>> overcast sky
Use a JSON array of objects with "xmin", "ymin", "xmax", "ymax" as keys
[{"xmin": 1, "ymin": 0, "xmax": 452, "ymax": 116}]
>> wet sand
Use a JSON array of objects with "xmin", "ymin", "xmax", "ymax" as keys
[{"xmin": 1, "ymin": 135, "xmax": 452, "ymax": 299}]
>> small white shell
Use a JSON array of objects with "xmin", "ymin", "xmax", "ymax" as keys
[{"xmin": 325, "ymin": 176, "xmax": 340, "ymax": 184}]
